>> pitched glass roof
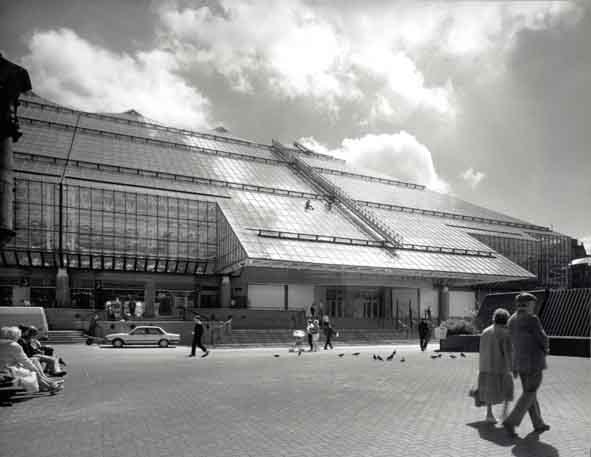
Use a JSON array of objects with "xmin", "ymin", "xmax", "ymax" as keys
[
  {"xmin": 370, "ymin": 208, "xmax": 495, "ymax": 251},
  {"xmin": 322, "ymin": 172, "xmax": 531, "ymax": 226},
  {"xmin": 218, "ymin": 189, "xmax": 534, "ymax": 280},
  {"xmin": 234, "ymin": 234, "xmax": 533, "ymax": 280},
  {"xmin": 19, "ymin": 94, "xmax": 278, "ymax": 161},
  {"xmin": 221, "ymin": 191, "xmax": 371, "ymax": 240},
  {"xmin": 14, "ymin": 122, "xmax": 315, "ymax": 193},
  {"xmin": 68, "ymin": 134, "xmax": 314, "ymax": 191},
  {"xmin": 13, "ymin": 157, "xmax": 231, "ymax": 199},
  {"xmin": 299, "ymin": 154, "xmax": 409, "ymax": 183},
  {"xmin": 16, "ymin": 123, "xmax": 74, "ymax": 159}
]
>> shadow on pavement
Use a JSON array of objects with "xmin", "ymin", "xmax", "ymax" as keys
[
  {"xmin": 0, "ymin": 391, "xmax": 57, "ymax": 407},
  {"xmin": 466, "ymin": 420, "xmax": 514, "ymax": 447},
  {"xmin": 512, "ymin": 432, "xmax": 559, "ymax": 457}
]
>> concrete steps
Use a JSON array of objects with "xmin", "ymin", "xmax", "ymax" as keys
[{"xmin": 46, "ymin": 330, "xmax": 88, "ymax": 344}]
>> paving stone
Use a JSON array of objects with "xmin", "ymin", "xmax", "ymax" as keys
[{"xmin": 0, "ymin": 344, "xmax": 589, "ymax": 457}]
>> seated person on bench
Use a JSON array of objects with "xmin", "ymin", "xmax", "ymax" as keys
[
  {"xmin": 18, "ymin": 326, "xmax": 67, "ymax": 377},
  {"xmin": 0, "ymin": 326, "xmax": 63, "ymax": 393}
]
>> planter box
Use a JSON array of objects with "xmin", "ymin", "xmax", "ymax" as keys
[
  {"xmin": 439, "ymin": 335, "xmax": 480, "ymax": 352},
  {"xmin": 439, "ymin": 334, "xmax": 590, "ymax": 358}
]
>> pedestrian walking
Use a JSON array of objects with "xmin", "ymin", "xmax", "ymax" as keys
[
  {"xmin": 323, "ymin": 321, "xmax": 334, "ymax": 350},
  {"xmin": 418, "ymin": 318, "xmax": 430, "ymax": 351},
  {"xmin": 477, "ymin": 308, "xmax": 514, "ymax": 424},
  {"xmin": 188, "ymin": 314, "xmax": 209, "ymax": 358},
  {"xmin": 312, "ymin": 319, "xmax": 320, "ymax": 352},
  {"xmin": 306, "ymin": 319, "xmax": 314, "ymax": 352},
  {"xmin": 502, "ymin": 292, "xmax": 550, "ymax": 437}
]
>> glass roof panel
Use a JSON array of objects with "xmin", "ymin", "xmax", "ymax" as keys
[
  {"xmin": 78, "ymin": 116, "xmax": 277, "ymax": 160},
  {"xmin": 16, "ymin": 123, "xmax": 74, "ymax": 159},
  {"xmin": 371, "ymin": 208, "xmax": 494, "ymax": 251},
  {"xmin": 234, "ymin": 231, "xmax": 533, "ymax": 279},
  {"xmin": 63, "ymin": 167, "xmax": 230, "ymax": 199},
  {"xmin": 67, "ymin": 132, "xmax": 314, "ymax": 192},
  {"xmin": 322, "ymin": 173, "xmax": 530, "ymax": 225},
  {"xmin": 19, "ymin": 105, "xmax": 79, "ymax": 125},
  {"xmin": 221, "ymin": 191, "xmax": 370, "ymax": 240}
]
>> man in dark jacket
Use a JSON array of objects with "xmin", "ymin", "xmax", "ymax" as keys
[
  {"xmin": 502, "ymin": 292, "xmax": 550, "ymax": 437},
  {"xmin": 418, "ymin": 319, "xmax": 430, "ymax": 351},
  {"xmin": 189, "ymin": 314, "xmax": 209, "ymax": 358}
]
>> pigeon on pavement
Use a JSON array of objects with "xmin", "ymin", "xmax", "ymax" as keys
[
  {"xmin": 352, "ymin": 352, "xmax": 361, "ymax": 356},
  {"xmin": 338, "ymin": 353, "xmax": 345, "ymax": 357},
  {"xmin": 386, "ymin": 350, "xmax": 396, "ymax": 361},
  {"xmin": 430, "ymin": 354, "xmax": 439, "ymax": 359},
  {"xmin": 274, "ymin": 354, "xmax": 280, "ymax": 358},
  {"xmin": 450, "ymin": 354, "xmax": 457, "ymax": 359},
  {"xmin": 460, "ymin": 353, "xmax": 466, "ymax": 358},
  {"xmin": 438, "ymin": 354, "xmax": 443, "ymax": 358},
  {"xmin": 376, "ymin": 355, "xmax": 384, "ymax": 361},
  {"xmin": 400, "ymin": 357, "xmax": 406, "ymax": 362},
  {"xmin": 372, "ymin": 354, "xmax": 377, "ymax": 360}
]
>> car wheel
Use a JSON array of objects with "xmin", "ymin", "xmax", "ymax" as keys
[
  {"xmin": 158, "ymin": 339, "xmax": 169, "ymax": 348},
  {"xmin": 112, "ymin": 339, "xmax": 124, "ymax": 348}
]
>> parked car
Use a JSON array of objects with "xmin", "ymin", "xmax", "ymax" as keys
[{"xmin": 105, "ymin": 326, "xmax": 180, "ymax": 348}]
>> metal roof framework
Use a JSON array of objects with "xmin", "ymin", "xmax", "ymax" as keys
[
  {"xmin": 253, "ymin": 228, "xmax": 495, "ymax": 257},
  {"xmin": 217, "ymin": 256, "xmax": 533, "ymax": 285},
  {"xmin": 0, "ymin": 248, "xmax": 216, "ymax": 275}
]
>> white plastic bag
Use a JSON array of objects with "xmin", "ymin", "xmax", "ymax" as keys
[{"xmin": 9, "ymin": 366, "xmax": 40, "ymax": 393}]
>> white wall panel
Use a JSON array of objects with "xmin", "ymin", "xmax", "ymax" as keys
[
  {"xmin": 248, "ymin": 284, "xmax": 284, "ymax": 309},
  {"xmin": 449, "ymin": 290, "xmax": 476, "ymax": 318},
  {"xmin": 287, "ymin": 284, "xmax": 314, "ymax": 310}
]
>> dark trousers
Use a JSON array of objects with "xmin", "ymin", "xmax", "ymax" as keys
[
  {"xmin": 191, "ymin": 333, "xmax": 207, "ymax": 355},
  {"xmin": 419, "ymin": 335, "xmax": 429, "ymax": 351},
  {"xmin": 324, "ymin": 334, "xmax": 333, "ymax": 350},
  {"xmin": 505, "ymin": 371, "xmax": 545, "ymax": 428},
  {"xmin": 308, "ymin": 333, "xmax": 313, "ymax": 351}
]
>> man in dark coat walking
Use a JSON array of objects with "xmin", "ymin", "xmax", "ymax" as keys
[
  {"xmin": 502, "ymin": 292, "xmax": 550, "ymax": 437},
  {"xmin": 418, "ymin": 319, "xmax": 430, "ymax": 351},
  {"xmin": 189, "ymin": 314, "xmax": 209, "ymax": 358}
]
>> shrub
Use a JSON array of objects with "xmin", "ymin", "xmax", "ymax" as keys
[{"xmin": 442, "ymin": 318, "xmax": 477, "ymax": 336}]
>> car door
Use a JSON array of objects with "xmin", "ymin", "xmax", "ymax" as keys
[
  {"xmin": 127, "ymin": 327, "xmax": 148, "ymax": 345},
  {"xmin": 146, "ymin": 327, "xmax": 164, "ymax": 344}
]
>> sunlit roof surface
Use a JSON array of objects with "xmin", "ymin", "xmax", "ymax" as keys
[
  {"xmin": 371, "ymin": 208, "xmax": 495, "ymax": 251},
  {"xmin": 20, "ymin": 94, "xmax": 278, "ymax": 161},
  {"xmin": 322, "ymin": 172, "xmax": 530, "ymax": 225},
  {"xmin": 221, "ymin": 191, "xmax": 371, "ymax": 240},
  {"xmin": 219, "ymin": 190, "xmax": 534, "ymax": 280}
]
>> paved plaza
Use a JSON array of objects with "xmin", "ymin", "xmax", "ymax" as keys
[{"xmin": 0, "ymin": 343, "xmax": 589, "ymax": 457}]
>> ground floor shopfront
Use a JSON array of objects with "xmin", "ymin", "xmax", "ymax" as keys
[{"xmin": 0, "ymin": 265, "xmax": 481, "ymax": 329}]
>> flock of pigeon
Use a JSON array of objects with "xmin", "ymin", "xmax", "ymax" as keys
[{"xmin": 273, "ymin": 349, "xmax": 467, "ymax": 362}]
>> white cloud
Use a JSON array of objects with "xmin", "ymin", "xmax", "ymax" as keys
[
  {"xmin": 300, "ymin": 132, "xmax": 450, "ymax": 193},
  {"xmin": 22, "ymin": 28, "xmax": 210, "ymax": 129},
  {"xmin": 461, "ymin": 168, "xmax": 486, "ymax": 188},
  {"xmin": 157, "ymin": 1, "xmax": 580, "ymax": 123},
  {"xmin": 158, "ymin": 1, "xmax": 451, "ymax": 120}
]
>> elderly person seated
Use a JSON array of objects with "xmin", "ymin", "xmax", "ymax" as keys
[
  {"xmin": 0, "ymin": 326, "xmax": 63, "ymax": 394},
  {"xmin": 18, "ymin": 326, "xmax": 67, "ymax": 377}
]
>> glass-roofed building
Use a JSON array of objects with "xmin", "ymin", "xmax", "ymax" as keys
[{"xmin": 0, "ymin": 92, "xmax": 579, "ymax": 324}]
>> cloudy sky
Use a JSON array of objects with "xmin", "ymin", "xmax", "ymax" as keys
[{"xmin": 1, "ymin": 0, "xmax": 589, "ymax": 252}]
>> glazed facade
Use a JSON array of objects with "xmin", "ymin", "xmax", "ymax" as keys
[{"xmin": 0, "ymin": 93, "xmax": 578, "ymax": 320}]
